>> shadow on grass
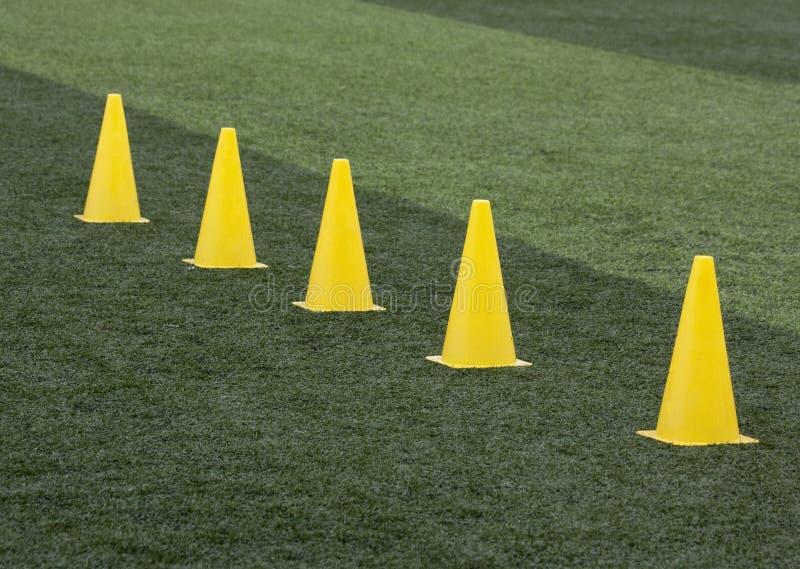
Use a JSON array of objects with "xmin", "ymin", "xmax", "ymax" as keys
[
  {"xmin": 1, "ymin": 64, "xmax": 798, "ymax": 567},
  {"xmin": 364, "ymin": 0, "xmax": 800, "ymax": 83}
]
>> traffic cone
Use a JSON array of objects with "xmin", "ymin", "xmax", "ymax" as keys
[
  {"xmin": 637, "ymin": 256, "xmax": 757, "ymax": 445},
  {"xmin": 427, "ymin": 199, "xmax": 530, "ymax": 368},
  {"xmin": 183, "ymin": 128, "xmax": 266, "ymax": 269},
  {"xmin": 293, "ymin": 159, "xmax": 383, "ymax": 311},
  {"xmin": 75, "ymin": 94, "xmax": 148, "ymax": 223}
]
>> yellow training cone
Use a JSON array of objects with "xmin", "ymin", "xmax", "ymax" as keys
[
  {"xmin": 638, "ymin": 256, "xmax": 757, "ymax": 445},
  {"xmin": 293, "ymin": 159, "xmax": 383, "ymax": 311},
  {"xmin": 183, "ymin": 128, "xmax": 266, "ymax": 269},
  {"xmin": 427, "ymin": 199, "xmax": 530, "ymax": 368},
  {"xmin": 75, "ymin": 94, "xmax": 148, "ymax": 223}
]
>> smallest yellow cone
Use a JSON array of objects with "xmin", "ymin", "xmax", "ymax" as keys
[
  {"xmin": 75, "ymin": 94, "xmax": 148, "ymax": 223},
  {"xmin": 637, "ymin": 256, "xmax": 757, "ymax": 446},
  {"xmin": 427, "ymin": 199, "xmax": 530, "ymax": 368},
  {"xmin": 183, "ymin": 128, "xmax": 266, "ymax": 269},
  {"xmin": 293, "ymin": 159, "xmax": 383, "ymax": 312}
]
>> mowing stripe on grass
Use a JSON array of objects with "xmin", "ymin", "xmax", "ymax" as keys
[{"xmin": 1, "ymin": 63, "xmax": 799, "ymax": 568}]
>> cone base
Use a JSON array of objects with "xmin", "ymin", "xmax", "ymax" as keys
[
  {"xmin": 74, "ymin": 214, "xmax": 150, "ymax": 223},
  {"xmin": 291, "ymin": 301, "xmax": 386, "ymax": 312},
  {"xmin": 182, "ymin": 258, "xmax": 267, "ymax": 269},
  {"xmin": 426, "ymin": 355, "xmax": 531, "ymax": 369},
  {"xmin": 636, "ymin": 430, "xmax": 758, "ymax": 446}
]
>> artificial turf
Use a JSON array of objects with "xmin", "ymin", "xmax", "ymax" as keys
[{"xmin": 0, "ymin": 1, "xmax": 798, "ymax": 567}]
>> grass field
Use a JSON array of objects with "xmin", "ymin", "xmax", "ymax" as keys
[{"xmin": 1, "ymin": 1, "xmax": 799, "ymax": 567}]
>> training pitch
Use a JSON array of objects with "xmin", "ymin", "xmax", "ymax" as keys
[{"xmin": 1, "ymin": 1, "xmax": 799, "ymax": 567}]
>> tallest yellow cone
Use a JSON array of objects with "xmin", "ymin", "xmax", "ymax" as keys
[
  {"xmin": 638, "ymin": 256, "xmax": 757, "ymax": 445},
  {"xmin": 75, "ymin": 94, "xmax": 148, "ymax": 223}
]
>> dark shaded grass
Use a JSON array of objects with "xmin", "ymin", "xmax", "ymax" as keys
[
  {"xmin": 365, "ymin": 0, "xmax": 800, "ymax": 83},
  {"xmin": 1, "ymin": 65, "xmax": 799, "ymax": 567}
]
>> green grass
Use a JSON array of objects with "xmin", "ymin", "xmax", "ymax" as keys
[
  {"xmin": 369, "ymin": 0, "xmax": 800, "ymax": 82},
  {"xmin": 1, "ymin": 1, "xmax": 799, "ymax": 567}
]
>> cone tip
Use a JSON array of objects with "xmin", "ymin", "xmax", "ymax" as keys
[
  {"xmin": 470, "ymin": 199, "xmax": 492, "ymax": 215},
  {"xmin": 331, "ymin": 158, "xmax": 351, "ymax": 176},
  {"xmin": 106, "ymin": 93, "xmax": 123, "ymax": 107},
  {"xmin": 692, "ymin": 255, "xmax": 715, "ymax": 270},
  {"xmin": 218, "ymin": 128, "xmax": 238, "ymax": 146}
]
